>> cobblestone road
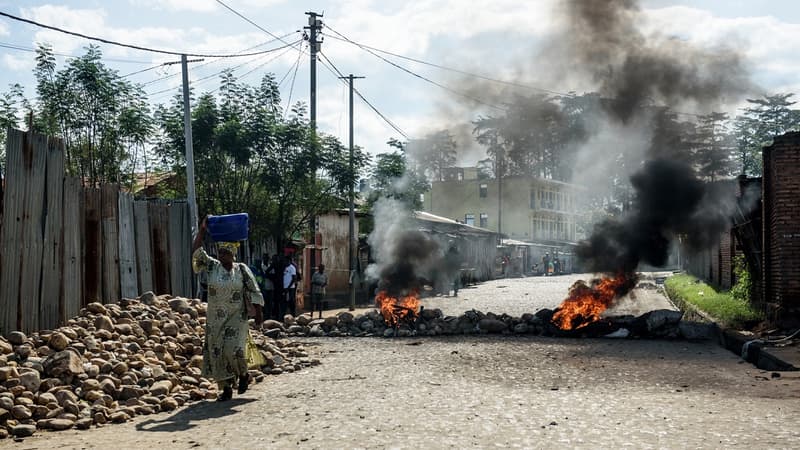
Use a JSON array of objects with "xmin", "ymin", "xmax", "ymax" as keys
[{"xmin": 8, "ymin": 274, "xmax": 800, "ymax": 449}]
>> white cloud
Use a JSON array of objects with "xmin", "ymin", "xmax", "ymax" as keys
[
  {"xmin": 2, "ymin": 53, "xmax": 35, "ymax": 72},
  {"xmin": 641, "ymin": 6, "xmax": 800, "ymax": 94},
  {"xmin": 128, "ymin": 0, "xmax": 218, "ymax": 13},
  {"xmin": 0, "ymin": 20, "xmax": 9, "ymax": 36},
  {"xmin": 323, "ymin": 0, "xmax": 558, "ymax": 63}
]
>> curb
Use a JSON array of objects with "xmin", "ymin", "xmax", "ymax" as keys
[{"xmin": 662, "ymin": 285, "xmax": 798, "ymax": 372}]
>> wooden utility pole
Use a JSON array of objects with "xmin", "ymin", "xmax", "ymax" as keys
[{"xmin": 340, "ymin": 74, "xmax": 364, "ymax": 311}]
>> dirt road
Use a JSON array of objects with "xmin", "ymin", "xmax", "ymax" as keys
[{"xmin": 6, "ymin": 275, "xmax": 799, "ymax": 449}]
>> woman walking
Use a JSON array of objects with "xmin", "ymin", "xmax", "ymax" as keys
[{"xmin": 192, "ymin": 217, "xmax": 263, "ymax": 401}]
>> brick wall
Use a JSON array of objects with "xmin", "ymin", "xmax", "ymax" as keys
[
  {"xmin": 763, "ymin": 132, "xmax": 800, "ymax": 325},
  {"xmin": 719, "ymin": 230, "xmax": 734, "ymax": 290}
]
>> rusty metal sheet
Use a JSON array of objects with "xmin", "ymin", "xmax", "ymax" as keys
[
  {"xmin": 62, "ymin": 176, "xmax": 83, "ymax": 320},
  {"xmin": 118, "ymin": 192, "xmax": 138, "ymax": 299},
  {"xmin": 134, "ymin": 200, "xmax": 153, "ymax": 294},
  {"xmin": 39, "ymin": 137, "xmax": 65, "ymax": 329}
]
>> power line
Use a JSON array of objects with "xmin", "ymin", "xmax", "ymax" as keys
[
  {"xmin": 324, "ymin": 27, "xmax": 574, "ymax": 98},
  {"xmin": 0, "ymin": 41, "xmax": 152, "ymax": 63},
  {"xmin": 139, "ymin": 35, "xmax": 299, "ymax": 87},
  {"xmin": 210, "ymin": 44, "xmax": 300, "ymax": 94},
  {"xmin": 318, "ymin": 52, "xmax": 410, "ymax": 140},
  {"xmin": 278, "ymin": 44, "xmax": 305, "ymax": 87},
  {"xmin": 147, "ymin": 40, "xmax": 301, "ymax": 99},
  {"xmin": 325, "ymin": 24, "xmax": 703, "ymax": 119},
  {"xmin": 283, "ymin": 45, "xmax": 305, "ymax": 116},
  {"xmin": 214, "ymin": 0, "xmax": 299, "ymax": 48},
  {"xmin": 0, "ymin": 10, "xmax": 296, "ymax": 58},
  {"xmin": 121, "ymin": 63, "xmax": 169, "ymax": 78},
  {"xmin": 321, "ymin": 26, "xmax": 507, "ymax": 112}
]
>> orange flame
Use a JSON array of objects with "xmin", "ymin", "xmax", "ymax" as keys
[
  {"xmin": 552, "ymin": 273, "xmax": 634, "ymax": 330},
  {"xmin": 375, "ymin": 290, "xmax": 421, "ymax": 327}
]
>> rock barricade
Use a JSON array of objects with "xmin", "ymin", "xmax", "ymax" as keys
[
  {"xmin": 279, "ymin": 308, "xmax": 714, "ymax": 340},
  {"xmin": 0, "ymin": 292, "xmax": 318, "ymax": 439}
]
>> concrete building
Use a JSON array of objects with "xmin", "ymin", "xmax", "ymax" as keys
[
  {"xmin": 423, "ymin": 167, "xmax": 583, "ymax": 263},
  {"xmin": 422, "ymin": 167, "xmax": 585, "ymax": 275}
]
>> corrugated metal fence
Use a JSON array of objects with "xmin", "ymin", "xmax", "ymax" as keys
[{"xmin": 0, "ymin": 128, "xmax": 193, "ymax": 335}]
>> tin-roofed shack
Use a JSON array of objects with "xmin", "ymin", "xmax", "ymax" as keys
[{"xmin": 412, "ymin": 211, "xmax": 500, "ymax": 284}]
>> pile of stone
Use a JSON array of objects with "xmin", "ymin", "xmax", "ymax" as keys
[
  {"xmin": 273, "ymin": 308, "xmax": 715, "ymax": 341},
  {"xmin": 0, "ymin": 292, "xmax": 317, "ymax": 440}
]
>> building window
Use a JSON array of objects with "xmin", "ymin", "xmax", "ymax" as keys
[
  {"xmin": 465, "ymin": 213, "xmax": 475, "ymax": 226},
  {"xmin": 480, "ymin": 213, "xmax": 488, "ymax": 228},
  {"xmin": 530, "ymin": 190, "xmax": 536, "ymax": 209},
  {"xmin": 479, "ymin": 183, "xmax": 488, "ymax": 198}
]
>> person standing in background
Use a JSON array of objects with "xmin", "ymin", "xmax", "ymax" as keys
[
  {"xmin": 311, "ymin": 264, "xmax": 328, "ymax": 318},
  {"xmin": 283, "ymin": 255, "xmax": 298, "ymax": 318}
]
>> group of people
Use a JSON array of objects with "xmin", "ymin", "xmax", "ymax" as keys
[
  {"xmin": 191, "ymin": 216, "xmax": 328, "ymax": 402},
  {"xmin": 540, "ymin": 252, "xmax": 562, "ymax": 276},
  {"xmin": 251, "ymin": 253, "xmax": 299, "ymax": 321},
  {"xmin": 250, "ymin": 254, "xmax": 328, "ymax": 320}
]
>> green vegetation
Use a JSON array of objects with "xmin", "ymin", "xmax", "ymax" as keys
[{"xmin": 665, "ymin": 273, "xmax": 763, "ymax": 328}]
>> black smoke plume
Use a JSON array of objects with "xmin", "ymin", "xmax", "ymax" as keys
[
  {"xmin": 377, "ymin": 229, "xmax": 440, "ymax": 296},
  {"xmin": 564, "ymin": 0, "xmax": 751, "ymax": 123},
  {"xmin": 577, "ymin": 158, "xmax": 737, "ymax": 273},
  {"xmin": 367, "ymin": 199, "xmax": 443, "ymax": 297}
]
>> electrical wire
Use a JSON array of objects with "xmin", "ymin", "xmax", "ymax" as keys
[
  {"xmin": 214, "ymin": 0, "xmax": 300, "ymax": 48},
  {"xmin": 283, "ymin": 45, "xmax": 305, "ymax": 117},
  {"xmin": 209, "ymin": 44, "xmax": 300, "ymax": 94},
  {"xmin": 0, "ymin": 10, "xmax": 296, "ymax": 58},
  {"xmin": 146, "ymin": 41, "xmax": 301, "ymax": 99},
  {"xmin": 278, "ymin": 44, "xmax": 305, "ymax": 88},
  {"xmin": 318, "ymin": 52, "xmax": 410, "ymax": 140},
  {"xmin": 0, "ymin": 41, "xmax": 152, "ymax": 63},
  {"xmin": 324, "ymin": 27, "xmax": 573, "ymax": 98},
  {"xmin": 138, "ymin": 32, "xmax": 299, "ymax": 88},
  {"xmin": 320, "ymin": 26, "xmax": 506, "ymax": 112}
]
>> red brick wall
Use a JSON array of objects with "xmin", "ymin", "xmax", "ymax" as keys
[
  {"xmin": 763, "ymin": 132, "xmax": 800, "ymax": 323},
  {"xmin": 720, "ymin": 231, "xmax": 733, "ymax": 290},
  {"xmin": 710, "ymin": 241, "xmax": 720, "ymax": 287}
]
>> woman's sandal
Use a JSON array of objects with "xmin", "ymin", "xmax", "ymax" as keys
[
  {"xmin": 218, "ymin": 386, "xmax": 233, "ymax": 401},
  {"xmin": 237, "ymin": 375, "xmax": 249, "ymax": 394}
]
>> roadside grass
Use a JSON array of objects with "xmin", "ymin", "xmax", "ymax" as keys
[{"xmin": 665, "ymin": 273, "xmax": 763, "ymax": 328}]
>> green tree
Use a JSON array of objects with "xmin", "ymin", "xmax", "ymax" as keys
[
  {"xmin": 733, "ymin": 93, "xmax": 800, "ymax": 176},
  {"xmin": 691, "ymin": 112, "xmax": 734, "ymax": 181},
  {"xmin": 367, "ymin": 139, "xmax": 430, "ymax": 210},
  {"xmin": 406, "ymin": 130, "xmax": 457, "ymax": 182},
  {"xmin": 31, "ymin": 44, "xmax": 152, "ymax": 186},
  {"xmin": 153, "ymin": 73, "xmax": 368, "ymax": 248}
]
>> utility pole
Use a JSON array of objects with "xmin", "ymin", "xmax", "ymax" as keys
[
  {"xmin": 174, "ymin": 56, "xmax": 203, "ymax": 237},
  {"xmin": 304, "ymin": 12, "xmax": 323, "ymax": 130},
  {"xmin": 340, "ymin": 74, "xmax": 364, "ymax": 311},
  {"xmin": 304, "ymin": 11, "xmax": 323, "ymax": 285},
  {"xmin": 495, "ymin": 135, "xmax": 503, "ymax": 238}
]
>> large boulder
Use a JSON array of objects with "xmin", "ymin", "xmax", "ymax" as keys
[
  {"xmin": 48, "ymin": 332, "xmax": 70, "ymax": 351},
  {"xmin": 18, "ymin": 369, "xmax": 41, "ymax": 392},
  {"xmin": 42, "ymin": 349, "xmax": 84, "ymax": 378}
]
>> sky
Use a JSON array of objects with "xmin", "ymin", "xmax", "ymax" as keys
[{"xmin": 0, "ymin": 0, "xmax": 799, "ymax": 164}]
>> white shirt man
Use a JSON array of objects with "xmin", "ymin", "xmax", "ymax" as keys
[{"xmin": 283, "ymin": 261, "xmax": 297, "ymax": 289}]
